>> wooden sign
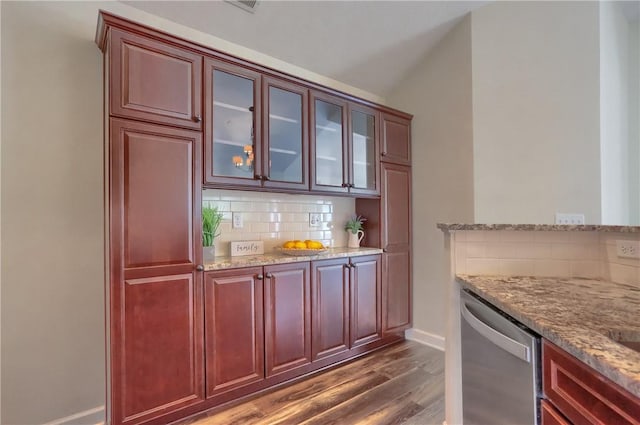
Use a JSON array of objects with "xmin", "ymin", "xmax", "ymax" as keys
[{"xmin": 230, "ymin": 240, "xmax": 264, "ymax": 257}]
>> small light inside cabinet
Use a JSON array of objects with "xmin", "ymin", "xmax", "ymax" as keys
[{"xmin": 232, "ymin": 156, "xmax": 243, "ymax": 167}]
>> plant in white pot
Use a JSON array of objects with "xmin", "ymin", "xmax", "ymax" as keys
[
  {"xmin": 345, "ymin": 215, "xmax": 366, "ymax": 248},
  {"xmin": 203, "ymin": 206, "xmax": 223, "ymax": 260}
]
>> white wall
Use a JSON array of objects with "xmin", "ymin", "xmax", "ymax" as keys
[
  {"xmin": 471, "ymin": 1, "xmax": 602, "ymax": 224},
  {"xmin": 600, "ymin": 1, "xmax": 635, "ymax": 225},
  {"xmin": 0, "ymin": 2, "xmax": 377, "ymax": 423},
  {"xmin": 630, "ymin": 19, "xmax": 640, "ymax": 224},
  {"xmin": 387, "ymin": 16, "xmax": 474, "ymax": 340}
]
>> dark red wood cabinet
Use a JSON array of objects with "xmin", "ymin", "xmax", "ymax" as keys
[
  {"xmin": 264, "ymin": 262, "xmax": 312, "ymax": 377},
  {"xmin": 311, "ymin": 258, "xmax": 351, "ymax": 361},
  {"xmin": 381, "ymin": 162, "xmax": 412, "ymax": 333},
  {"xmin": 204, "ymin": 267, "xmax": 264, "ymax": 398},
  {"xmin": 99, "ymin": 11, "xmax": 411, "ymax": 425},
  {"xmin": 109, "ymin": 119, "xmax": 204, "ymax": 425},
  {"xmin": 543, "ymin": 340, "xmax": 640, "ymax": 425},
  {"xmin": 109, "ymin": 29, "xmax": 203, "ymax": 130},
  {"xmin": 350, "ymin": 255, "xmax": 382, "ymax": 347},
  {"xmin": 381, "ymin": 112, "xmax": 411, "ymax": 165}
]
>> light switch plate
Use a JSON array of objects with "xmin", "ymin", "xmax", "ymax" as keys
[{"xmin": 232, "ymin": 212, "xmax": 243, "ymax": 229}]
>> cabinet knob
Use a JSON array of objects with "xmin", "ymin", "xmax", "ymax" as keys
[
  {"xmin": 265, "ymin": 272, "xmax": 273, "ymax": 278},
  {"xmin": 349, "ymin": 183, "xmax": 355, "ymax": 188},
  {"xmin": 262, "ymin": 175, "xmax": 270, "ymax": 181},
  {"xmin": 383, "ymin": 248, "xmax": 388, "ymax": 253},
  {"xmin": 381, "ymin": 152, "xmax": 387, "ymax": 157},
  {"xmin": 256, "ymin": 274, "xmax": 264, "ymax": 280},
  {"xmin": 341, "ymin": 183, "xmax": 349, "ymax": 188},
  {"xmin": 255, "ymin": 175, "xmax": 263, "ymax": 180},
  {"xmin": 196, "ymin": 264, "xmax": 204, "ymax": 271},
  {"xmin": 193, "ymin": 115, "xmax": 202, "ymax": 123}
]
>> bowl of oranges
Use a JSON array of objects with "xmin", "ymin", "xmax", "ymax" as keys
[{"xmin": 280, "ymin": 240, "xmax": 327, "ymax": 256}]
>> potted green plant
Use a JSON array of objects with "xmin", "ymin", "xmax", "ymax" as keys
[
  {"xmin": 345, "ymin": 215, "xmax": 366, "ymax": 248},
  {"xmin": 203, "ymin": 206, "xmax": 224, "ymax": 259}
]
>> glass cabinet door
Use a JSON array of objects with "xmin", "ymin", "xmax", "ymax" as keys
[
  {"xmin": 311, "ymin": 93, "xmax": 348, "ymax": 192},
  {"xmin": 350, "ymin": 107, "xmax": 378, "ymax": 194},
  {"xmin": 204, "ymin": 59, "xmax": 262, "ymax": 186},
  {"xmin": 263, "ymin": 78, "xmax": 308, "ymax": 189}
]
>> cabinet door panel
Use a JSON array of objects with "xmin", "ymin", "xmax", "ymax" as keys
[
  {"xmin": 543, "ymin": 340, "xmax": 640, "ymax": 425},
  {"xmin": 312, "ymin": 258, "xmax": 350, "ymax": 360},
  {"xmin": 205, "ymin": 268, "xmax": 264, "ymax": 397},
  {"xmin": 120, "ymin": 274, "xmax": 204, "ymax": 424},
  {"xmin": 310, "ymin": 92, "xmax": 349, "ymax": 193},
  {"xmin": 382, "ymin": 250, "xmax": 411, "ymax": 333},
  {"xmin": 382, "ymin": 163, "xmax": 411, "ymax": 249},
  {"xmin": 111, "ymin": 118, "xmax": 201, "ymax": 276},
  {"xmin": 350, "ymin": 255, "xmax": 381, "ymax": 347},
  {"xmin": 264, "ymin": 263, "xmax": 311, "ymax": 376},
  {"xmin": 204, "ymin": 59, "xmax": 262, "ymax": 187},
  {"xmin": 110, "ymin": 29, "xmax": 202, "ymax": 129},
  {"xmin": 349, "ymin": 104, "xmax": 380, "ymax": 196},
  {"xmin": 381, "ymin": 113, "xmax": 411, "ymax": 165},
  {"xmin": 263, "ymin": 77, "xmax": 309, "ymax": 190}
]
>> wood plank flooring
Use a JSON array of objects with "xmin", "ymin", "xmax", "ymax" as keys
[{"xmin": 182, "ymin": 341, "xmax": 444, "ymax": 425}]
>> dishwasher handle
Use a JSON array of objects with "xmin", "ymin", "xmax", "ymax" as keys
[{"xmin": 461, "ymin": 301, "xmax": 531, "ymax": 363}]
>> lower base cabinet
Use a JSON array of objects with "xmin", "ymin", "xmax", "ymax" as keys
[
  {"xmin": 204, "ymin": 267, "xmax": 264, "ymax": 397},
  {"xmin": 541, "ymin": 399, "xmax": 571, "ymax": 425},
  {"xmin": 264, "ymin": 262, "xmax": 312, "ymax": 377},
  {"xmin": 542, "ymin": 340, "xmax": 640, "ymax": 425}
]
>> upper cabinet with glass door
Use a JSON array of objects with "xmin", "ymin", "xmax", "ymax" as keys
[
  {"xmin": 348, "ymin": 103, "xmax": 380, "ymax": 196},
  {"xmin": 310, "ymin": 92, "xmax": 349, "ymax": 194},
  {"xmin": 204, "ymin": 59, "xmax": 263, "ymax": 187},
  {"xmin": 311, "ymin": 92, "xmax": 380, "ymax": 196},
  {"xmin": 262, "ymin": 77, "xmax": 309, "ymax": 190}
]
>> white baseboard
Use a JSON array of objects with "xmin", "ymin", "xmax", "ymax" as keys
[
  {"xmin": 404, "ymin": 328, "xmax": 445, "ymax": 351},
  {"xmin": 43, "ymin": 405, "xmax": 104, "ymax": 425}
]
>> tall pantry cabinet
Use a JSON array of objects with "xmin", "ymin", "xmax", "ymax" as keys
[{"xmin": 98, "ymin": 11, "xmax": 412, "ymax": 425}]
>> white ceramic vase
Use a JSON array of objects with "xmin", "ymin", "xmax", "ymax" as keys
[
  {"xmin": 347, "ymin": 230, "xmax": 364, "ymax": 248},
  {"xmin": 203, "ymin": 245, "xmax": 216, "ymax": 261}
]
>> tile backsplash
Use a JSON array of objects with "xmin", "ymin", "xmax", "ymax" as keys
[
  {"xmin": 203, "ymin": 189, "xmax": 355, "ymax": 256},
  {"xmin": 452, "ymin": 230, "xmax": 640, "ymax": 287}
]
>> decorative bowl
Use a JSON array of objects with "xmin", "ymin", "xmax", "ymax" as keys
[{"xmin": 279, "ymin": 248, "xmax": 328, "ymax": 256}]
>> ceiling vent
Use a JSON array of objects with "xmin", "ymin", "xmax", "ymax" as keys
[{"xmin": 225, "ymin": 0, "xmax": 259, "ymax": 14}]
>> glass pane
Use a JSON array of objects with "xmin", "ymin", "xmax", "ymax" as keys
[
  {"xmin": 268, "ymin": 87, "xmax": 303, "ymax": 183},
  {"xmin": 351, "ymin": 111, "xmax": 376, "ymax": 190},
  {"xmin": 212, "ymin": 70, "xmax": 255, "ymax": 178},
  {"xmin": 314, "ymin": 100, "xmax": 343, "ymax": 187}
]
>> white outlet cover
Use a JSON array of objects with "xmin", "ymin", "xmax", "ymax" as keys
[
  {"xmin": 309, "ymin": 213, "xmax": 321, "ymax": 227},
  {"xmin": 616, "ymin": 240, "xmax": 640, "ymax": 259},
  {"xmin": 555, "ymin": 213, "xmax": 585, "ymax": 225}
]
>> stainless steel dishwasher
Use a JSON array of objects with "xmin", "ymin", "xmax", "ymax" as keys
[{"xmin": 460, "ymin": 289, "xmax": 541, "ymax": 425}]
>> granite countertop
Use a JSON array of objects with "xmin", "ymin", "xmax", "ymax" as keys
[
  {"xmin": 437, "ymin": 223, "xmax": 640, "ymax": 232},
  {"xmin": 204, "ymin": 247, "xmax": 383, "ymax": 271},
  {"xmin": 457, "ymin": 275, "xmax": 640, "ymax": 398}
]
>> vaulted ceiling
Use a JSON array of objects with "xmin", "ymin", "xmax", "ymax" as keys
[{"xmin": 121, "ymin": 1, "xmax": 486, "ymax": 98}]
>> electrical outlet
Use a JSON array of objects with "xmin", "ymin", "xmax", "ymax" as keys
[
  {"xmin": 309, "ymin": 213, "xmax": 321, "ymax": 227},
  {"xmin": 616, "ymin": 240, "xmax": 640, "ymax": 259},
  {"xmin": 232, "ymin": 212, "xmax": 243, "ymax": 229},
  {"xmin": 555, "ymin": 213, "xmax": 585, "ymax": 225}
]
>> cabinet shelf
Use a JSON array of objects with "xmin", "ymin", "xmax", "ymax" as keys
[
  {"xmin": 270, "ymin": 147, "xmax": 297, "ymax": 155},
  {"xmin": 270, "ymin": 113, "xmax": 298, "ymax": 124},
  {"xmin": 214, "ymin": 101, "xmax": 252, "ymax": 113},
  {"xmin": 213, "ymin": 138, "xmax": 252, "ymax": 147},
  {"xmin": 315, "ymin": 124, "xmax": 338, "ymax": 133},
  {"xmin": 317, "ymin": 155, "xmax": 338, "ymax": 162}
]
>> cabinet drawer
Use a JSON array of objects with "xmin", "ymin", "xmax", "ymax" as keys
[
  {"xmin": 543, "ymin": 340, "xmax": 640, "ymax": 425},
  {"xmin": 541, "ymin": 399, "xmax": 571, "ymax": 425}
]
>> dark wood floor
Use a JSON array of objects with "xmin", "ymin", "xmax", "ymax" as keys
[{"xmin": 184, "ymin": 341, "xmax": 445, "ymax": 425}]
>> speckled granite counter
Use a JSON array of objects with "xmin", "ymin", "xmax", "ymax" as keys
[
  {"xmin": 438, "ymin": 223, "xmax": 640, "ymax": 232},
  {"xmin": 458, "ymin": 274, "xmax": 640, "ymax": 398},
  {"xmin": 204, "ymin": 247, "xmax": 383, "ymax": 271}
]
